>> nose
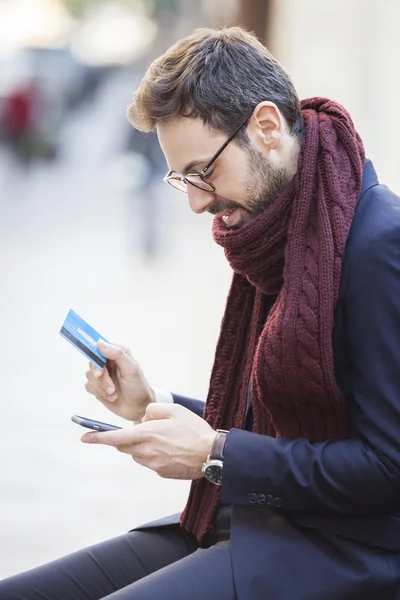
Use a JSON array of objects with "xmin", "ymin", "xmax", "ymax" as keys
[{"xmin": 187, "ymin": 184, "xmax": 215, "ymax": 214}]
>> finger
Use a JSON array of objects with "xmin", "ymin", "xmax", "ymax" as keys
[
  {"xmin": 88, "ymin": 363, "xmax": 113, "ymax": 391},
  {"xmin": 85, "ymin": 368, "xmax": 105, "ymax": 388},
  {"xmin": 131, "ymin": 454, "xmax": 158, "ymax": 470},
  {"xmin": 81, "ymin": 426, "xmax": 141, "ymax": 447},
  {"xmin": 85, "ymin": 369, "xmax": 97, "ymax": 386},
  {"xmin": 132, "ymin": 455, "xmax": 148, "ymax": 467},
  {"xmin": 89, "ymin": 362, "xmax": 103, "ymax": 379},
  {"xmin": 100, "ymin": 368, "xmax": 116, "ymax": 396},
  {"xmin": 85, "ymin": 377, "xmax": 117, "ymax": 404},
  {"xmin": 97, "ymin": 341, "xmax": 136, "ymax": 375},
  {"xmin": 85, "ymin": 381, "xmax": 97, "ymax": 396},
  {"xmin": 141, "ymin": 402, "xmax": 182, "ymax": 422},
  {"xmin": 97, "ymin": 391, "xmax": 118, "ymax": 404},
  {"xmin": 86, "ymin": 366, "xmax": 116, "ymax": 398},
  {"xmin": 109, "ymin": 343, "xmax": 132, "ymax": 358}
]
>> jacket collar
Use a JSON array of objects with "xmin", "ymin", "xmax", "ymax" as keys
[{"xmin": 360, "ymin": 159, "xmax": 379, "ymax": 199}]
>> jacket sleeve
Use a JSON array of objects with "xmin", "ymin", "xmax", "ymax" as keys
[
  {"xmin": 172, "ymin": 393, "xmax": 205, "ymax": 418},
  {"xmin": 221, "ymin": 222, "xmax": 400, "ymax": 515}
]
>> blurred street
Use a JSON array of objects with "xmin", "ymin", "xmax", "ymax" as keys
[
  {"xmin": 1, "ymin": 0, "xmax": 400, "ymax": 583},
  {"xmin": 0, "ymin": 66, "xmax": 232, "ymax": 577}
]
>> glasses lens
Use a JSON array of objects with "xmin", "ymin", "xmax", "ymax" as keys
[
  {"xmin": 165, "ymin": 177, "xmax": 187, "ymax": 192},
  {"xmin": 185, "ymin": 174, "xmax": 214, "ymax": 192}
]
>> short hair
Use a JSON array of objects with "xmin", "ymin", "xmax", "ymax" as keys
[{"xmin": 128, "ymin": 27, "xmax": 304, "ymax": 141}]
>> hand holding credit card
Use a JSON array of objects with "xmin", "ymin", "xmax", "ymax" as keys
[
  {"xmin": 60, "ymin": 309, "xmax": 156, "ymax": 423},
  {"xmin": 60, "ymin": 309, "xmax": 108, "ymax": 370}
]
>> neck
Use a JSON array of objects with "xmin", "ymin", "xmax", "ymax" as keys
[{"xmin": 283, "ymin": 134, "xmax": 301, "ymax": 181}]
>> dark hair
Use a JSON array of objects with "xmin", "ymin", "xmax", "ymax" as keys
[{"xmin": 128, "ymin": 27, "xmax": 304, "ymax": 142}]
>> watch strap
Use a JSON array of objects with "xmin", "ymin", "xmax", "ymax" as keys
[{"xmin": 210, "ymin": 429, "xmax": 229, "ymax": 461}]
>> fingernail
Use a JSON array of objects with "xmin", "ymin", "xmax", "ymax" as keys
[
  {"xmin": 106, "ymin": 386, "xmax": 115, "ymax": 395},
  {"xmin": 98, "ymin": 340, "xmax": 108, "ymax": 349}
]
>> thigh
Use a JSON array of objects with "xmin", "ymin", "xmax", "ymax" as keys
[
  {"xmin": 103, "ymin": 541, "xmax": 236, "ymax": 600},
  {"xmin": 0, "ymin": 525, "xmax": 197, "ymax": 600}
]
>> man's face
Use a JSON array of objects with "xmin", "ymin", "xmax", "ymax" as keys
[{"xmin": 157, "ymin": 116, "xmax": 291, "ymax": 229}]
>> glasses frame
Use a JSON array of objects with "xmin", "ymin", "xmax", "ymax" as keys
[{"xmin": 163, "ymin": 111, "xmax": 253, "ymax": 193}]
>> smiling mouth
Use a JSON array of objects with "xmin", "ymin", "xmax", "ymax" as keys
[
  {"xmin": 218, "ymin": 207, "xmax": 242, "ymax": 228},
  {"xmin": 222, "ymin": 208, "xmax": 236, "ymax": 224}
]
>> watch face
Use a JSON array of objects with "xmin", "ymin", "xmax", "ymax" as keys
[{"xmin": 204, "ymin": 461, "xmax": 223, "ymax": 486}]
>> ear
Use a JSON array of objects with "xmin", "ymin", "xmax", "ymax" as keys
[{"xmin": 247, "ymin": 101, "xmax": 284, "ymax": 151}]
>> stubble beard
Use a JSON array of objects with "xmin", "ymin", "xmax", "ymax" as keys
[
  {"xmin": 207, "ymin": 145, "xmax": 294, "ymax": 227},
  {"xmin": 241, "ymin": 145, "xmax": 291, "ymax": 224}
]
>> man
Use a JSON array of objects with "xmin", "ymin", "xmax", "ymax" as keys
[{"xmin": 2, "ymin": 26, "xmax": 400, "ymax": 600}]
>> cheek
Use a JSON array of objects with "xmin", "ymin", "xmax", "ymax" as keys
[
  {"xmin": 215, "ymin": 161, "xmax": 246, "ymax": 204},
  {"xmin": 216, "ymin": 170, "xmax": 247, "ymax": 205},
  {"xmin": 216, "ymin": 147, "xmax": 249, "ymax": 204}
]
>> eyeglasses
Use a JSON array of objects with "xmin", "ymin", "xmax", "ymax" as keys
[{"xmin": 163, "ymin": 111, "xmax": 253, "ymax": 193}]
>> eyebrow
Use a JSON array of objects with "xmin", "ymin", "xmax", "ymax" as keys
[{"xmin": 181, "ymin": 157, "xmax": 213, "ymax": 175}]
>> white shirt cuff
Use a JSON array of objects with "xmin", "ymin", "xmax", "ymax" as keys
[{"xmin": 152, "ymin": 387, "xmax": 174, "ymax": 404}]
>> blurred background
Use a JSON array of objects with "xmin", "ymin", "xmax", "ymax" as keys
[{"xmin": 1, "ymin": 0, "xmax": 399, "ymax": 578}]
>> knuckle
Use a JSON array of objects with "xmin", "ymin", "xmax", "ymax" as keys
[
  {"xmin": 116, "ymin": 344, "xmax": 132, "ymax": 358},
  {"xmin": 132, "ymin": 455, "xmax": 144, "ymax": 467},
  {"xmin": 114, "ymin": 346, "xmax": 124, "ymax": 358},
  {"xmin": 99, "ymin": 384, "xmax": 110, "ymax": 396},
  {"xmin": 150, "ymin": 458, "xmax": 162, "ymax": 472},
  {"xmin": 108, "ymin": 435, "xmax": 120, "ymax": 448},
  {"xmin": 145, "ymin": 404, "xmax": 155, "ymax": 416}
]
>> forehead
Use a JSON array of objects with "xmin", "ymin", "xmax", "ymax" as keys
[{"xmin": 157, "ymin": 116, "xmax": 226, "ymax": 173}]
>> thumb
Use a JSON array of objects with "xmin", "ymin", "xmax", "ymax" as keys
[
  {"xmin": 141, "ymin": 402, "xmax": 177, "ymax": 422},
  {"xmin": 97, "ymin": 340, "xmax": 134, "ymax": 372}
]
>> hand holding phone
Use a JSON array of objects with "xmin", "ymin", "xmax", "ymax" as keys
[{"xmin": 71, "ymin": 415, "xmax": 122, "ymax": 432}]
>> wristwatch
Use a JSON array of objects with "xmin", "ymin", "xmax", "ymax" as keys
[{"xmin": 202, "ymin": 429, "xmax": 229, "ymax": 486}]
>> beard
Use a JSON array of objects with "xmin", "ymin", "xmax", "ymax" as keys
[
  {"xmin": 207, "ymin": 145, "xmax": 291, "ymax": 227},
  {"xmin": 241, "ymin": 145, "xmax": 290, "ymax": 223}
]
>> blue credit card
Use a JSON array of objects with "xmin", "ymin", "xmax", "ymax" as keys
[{"xmin": 60, "ymin": 309, "xmax": 108, "ymax": 370}]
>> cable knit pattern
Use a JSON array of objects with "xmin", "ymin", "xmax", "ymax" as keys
[{"xmin": 180, "ymin": 98, "xmax": 365, "ymax": 544}]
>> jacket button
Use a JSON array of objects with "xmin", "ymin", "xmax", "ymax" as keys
[
  {"xmin": 257, "ymin": 494, "xmax": 266, "ymax": 504},
  {"xmin": 247, "ymin": 493, "xmax": 258, "ymax": 504},
  {"xmin": 272, "ymin": 497, "xmax": 283, "ymax": 508}
]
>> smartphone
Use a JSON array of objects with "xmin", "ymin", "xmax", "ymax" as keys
[{"xmin": 71, "ymin": 414, "xmax": 122, "ymax": 432}]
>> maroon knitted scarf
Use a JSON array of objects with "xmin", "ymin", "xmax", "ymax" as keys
[{"xmin": 181, "ymin": 97, "xmax": 365, "ymax": 544}]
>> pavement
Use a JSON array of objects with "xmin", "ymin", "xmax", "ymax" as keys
[{"xmin": 0, "ymin": 68, "xmax": 232, "ymax": 578}]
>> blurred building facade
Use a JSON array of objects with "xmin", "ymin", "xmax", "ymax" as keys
[{"xmin": 270, "ymin": 0, "xmax": 400, "ymax": 191}]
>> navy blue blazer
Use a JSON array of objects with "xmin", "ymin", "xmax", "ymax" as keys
[{"xmin": 140, "ymin": 160, "xmax": 400, "ymax": 599}]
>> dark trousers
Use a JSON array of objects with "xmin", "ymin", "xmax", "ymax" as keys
[{"xmin": 0, "ymin": 525, "xmax": 236, "ymax": 600}]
